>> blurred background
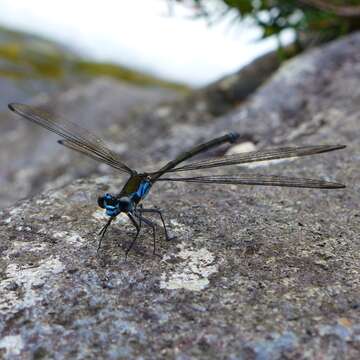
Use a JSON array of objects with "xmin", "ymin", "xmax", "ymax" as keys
[
  {"xmin": 0, "ymin": 0, "xmax": 359, "ymax": 208},
  {"xmin": 0, "ymin": 0, "xmax": 294, "ymax": 87}
]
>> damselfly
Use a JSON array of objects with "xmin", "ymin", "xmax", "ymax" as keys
[{"xmin": 8, "ymin": 103, "xmax": 346, "ymax": 257}]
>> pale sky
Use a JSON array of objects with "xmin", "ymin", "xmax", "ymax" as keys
[{"xmin": 0, "ymin": 0, "xmax": 293, "ymax": 85}]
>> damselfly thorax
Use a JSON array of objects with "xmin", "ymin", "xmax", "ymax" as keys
[{"xmin": 98, "ymin": 174, "xmax": 152, "ymax": 217}]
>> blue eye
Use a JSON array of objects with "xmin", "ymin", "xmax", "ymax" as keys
[{"xmin": 104, "ymin": 193, "xmax": 112, "ymax": 200}]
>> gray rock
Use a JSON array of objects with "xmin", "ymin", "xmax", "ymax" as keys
[
  {"xmin": 184, "ymin": 42, "xmax": 299, "ymax": 117},
  {"xmin": 0, "ymin": 33, "xmax": 359, "ymax": 359}
]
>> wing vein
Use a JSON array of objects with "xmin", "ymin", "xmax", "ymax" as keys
[
  {"xmin": 9, "ymin": 103, "xmax": 133, "ymax": 174},
  {"xmin": 159, "ymin": 145, "xmax": 346, "ymax": 173},
  {"xmin": 157, "ymin": 174, "xmax": 345, "ymax": 189}
]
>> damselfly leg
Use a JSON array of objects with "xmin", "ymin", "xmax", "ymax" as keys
[
  {"xmin": 97, "ymin": 217, "xmax": 114, "ymax": 254},
  {"xmin": 126, "ymin": 211, "xmax": 159, "ymax": 257},
  {"xmin": 136, "ymin": 206, "xmax": 174, "ymax": 241},
  {"xmin": 126, "ymin": 213, "xmax": 142, "ymax": 259},
  {"xmin": 134, "ymin": 213, "xmax": 159, "ymax": 256}
]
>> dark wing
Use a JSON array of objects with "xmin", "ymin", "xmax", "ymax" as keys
[
  {"xmin": 8, "ymin": 103, "xmax": 134, "ymax": 174},
  {"xmin": 157, "ymin": 174, "xmax": 345, "ymax": 189},
  {"xmin": 57, "ymin": 139, "xmax": 132, "ymax": 173},
  {"xmin": 150, "ymin": 132, "xmax": 239, "ymax": 180},
  {"xmin": 153, "ymin": 145, "xmax": 346, "ymax": 173}
]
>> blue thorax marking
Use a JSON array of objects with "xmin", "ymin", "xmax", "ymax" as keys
[
  {"xmin": 133, "ymin": 179, "xmax": 151, "ymax": 200},
  {"xmin": 102, "ymin": 179, "xmax": 151, "ymax": 217}
]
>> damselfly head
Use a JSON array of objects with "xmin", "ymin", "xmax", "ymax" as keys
[
  {"xmin": 98, "ymin": 193, "xmax": 121, "ymax": 217},
  {"xmin": 97, "ymin": 193, "xmax": 132, "ymax": 217},
  {"xmin": 98, "ymin": 193, "xmax": 111, "ymax": 208}
]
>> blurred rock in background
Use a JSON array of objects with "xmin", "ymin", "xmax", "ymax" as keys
[
  {"xmin": 0, "ymin": 25, "xmax": 187, "ymax": 112},
  {"xmin": 0, "ymin": 26, "xmax": 187, "ymax": 208}
]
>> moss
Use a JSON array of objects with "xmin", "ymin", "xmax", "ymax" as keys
[
  {"xmin": 25, "ymin": 49, "xmax": 65, "ymax": 78},
  {"xmin": 74, "ymin": 60, "xmax": 189, "ymax": 91},
  {"xmin": 0, "ymin": 43, "xmax": 65, "ymax": 79},
  {"xmin": 0, "ymin": 43, "xmax": 22, "ymax": 61},
  {"xmin": 0, "ymin": 69, "xmax": 25, "ymax": 79},
  {"xmin": 0, "ymin": 26, "xmax": 189, "ymax": 91}
]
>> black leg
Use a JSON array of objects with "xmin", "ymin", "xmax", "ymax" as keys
[
  {"xmin": 97, "ymin": 217, "xmax": 114, "ymax": 254},
  {"xmin": 134, "ymin": 213, "xmax": 160, "ymax": 256},
  {"xmin": 137, "ymin": 206, "xmax": 174, "ymax": 241},
  {"xmin": 126, "ymin": 212, "xmax": 142, "ymax": 259}
]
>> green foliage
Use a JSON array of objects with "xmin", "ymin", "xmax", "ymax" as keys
[
  {"xmin": 74, "ymin": 61, "xmax": 189, "ymax": 91},
  {"xmin": 174, "ymin": 0, "xmax": 360, "ymax": 47}
]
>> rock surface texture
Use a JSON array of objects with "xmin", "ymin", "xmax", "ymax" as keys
[{"xmin": 0, "ymin": 33, "xmax": 359, "ymax": 359}]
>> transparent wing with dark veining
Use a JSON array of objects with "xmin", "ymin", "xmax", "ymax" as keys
[
  {"xmin": 9, "ymin": 103, "xmax": 134, "ymax": 174},
  {"xmin": 152, "ymin": 145, "xmax": 346, "ymax": 174},
  {"xmin": 157, "ymin": 174, "xmax": 345, "ymax": 189},
  {"xmin": 57, "ymin": 139, "xmax": 132, "ymax": 173}
]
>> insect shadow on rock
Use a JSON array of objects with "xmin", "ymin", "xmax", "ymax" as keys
[{"xmin": 8, "ymin": 103, "xmax": 346, "ymax": 258}]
